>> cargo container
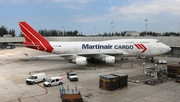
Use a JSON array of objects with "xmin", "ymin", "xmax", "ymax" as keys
[{"xmin": 167, "ymin": 65, "xmax": 180, "ymax": 78}]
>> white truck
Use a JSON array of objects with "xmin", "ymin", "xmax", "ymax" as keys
[
  {"xmin": 43, "ymin": 76, "xmax": 63, "ymax": 87},
  {"xmin": 67, "ymin": 72, "xmax": 78, "ymax": 81},
  {"xmin": 26, "ymin": 73, "xmax": 46, "ymax": 85}
]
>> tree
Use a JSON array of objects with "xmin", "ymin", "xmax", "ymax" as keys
[
  {"xmin": 103, "ymin": 32, "xmax": 108, "ymax": 36},
  {"xmin": 0, "ymin": 26, "xmax": 8, "ymax": 37},
  {"xmin": 115, "ymin": 32, "xmax": 120, "ymax": 36},
  {"xmin": 50, "ymin": 30, "xmax": 58, "ymax": 36},
  {"xmin": 140, "ymin": 32, "xmax": 146, "ymax": 36},
  {"xmin": 8, "ymin": 29, "xmax": 15, "ymax": 37},
  {"xmin": 19, "ymin": 32, "xmax": 23, "ymax": 37},
  {"xmin": 163, "ymin": 32, "xmax": 170, "ymax": 36},
  {"xmin": 73, "ymin": 30, "xmax": 78, "ymax": 36},
  {"xmin": 121, "ymin": 31, "xmax": 126, "ymax": 36}
]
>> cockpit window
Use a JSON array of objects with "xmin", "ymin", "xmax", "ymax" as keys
[{"xmin": 156, "ymin": 41, "xmax": 160, "ymax": 43}]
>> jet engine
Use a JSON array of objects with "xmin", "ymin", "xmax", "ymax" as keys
[
  {"xmin": 102, "ymin": 56, "xmax": 115, "ymax": 64},
  {"xmin": 70, "ymin": 57, "xmax": 88, "ymax": 65}
]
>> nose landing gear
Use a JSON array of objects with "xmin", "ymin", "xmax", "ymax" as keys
[{"xmin": 150, "ymin": 57, "xmax": 154, "ymax": 63}]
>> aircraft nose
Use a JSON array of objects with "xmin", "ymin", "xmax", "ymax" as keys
[{"xmin": 167, "ymin": 46, "xmax": 171, "ymax": 52}]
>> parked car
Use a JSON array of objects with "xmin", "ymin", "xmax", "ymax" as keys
[
  {"xmin": 26, "ymin": 73, "xmax": 46, "ymax": 85},
  {"xmin": 44, "ymin": 76, "xmax": 63, "ymax": 87}
]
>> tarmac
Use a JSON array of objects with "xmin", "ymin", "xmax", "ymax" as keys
[{"xmin": 0, "ymin": 47, "xmax": 180, "ymax": 102}]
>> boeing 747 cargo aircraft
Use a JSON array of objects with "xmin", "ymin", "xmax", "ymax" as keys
[{"xmin": 19, "ymin": 22, "xmax": 171, "ymax": 65}]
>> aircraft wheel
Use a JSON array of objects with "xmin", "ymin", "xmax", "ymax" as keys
[
  {"xmin": 59, "ymin": 82, "xmax": 63, "ymax": 85},
  {"xmin": 32, "ymin": 82, "xmax": 35, "ymax": 85},
  {"xmin": 151, "ymin": 59, "xmax": 154, "ymax": 63}
]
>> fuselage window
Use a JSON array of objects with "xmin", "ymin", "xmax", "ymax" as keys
[
  {"xmin": 139, "ymin": 42, "xmax": 149, "ymax": 43},
  {"xmin": 53, "ymin": 45, "xmax": 61, "ymax": 47}
]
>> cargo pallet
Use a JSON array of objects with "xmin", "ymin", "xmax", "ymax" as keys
[
  {"xmin": 176, "ymin": 75, "xmax": 180, "ymax": 83},
  {"xmin": 144, "ymin": 77, "xmax": 171, "ymax": 86},
  {"xmin": 110, "ymin": 73, "xmax": 128, "ymax": 88},
  {"xmin": 60, "ymin": 86, "xmax": 84, "ymax": 102},
  {"xmin": 99, "ymin": 75, "xmax": 118, "ymax": 91},
  {"xmin": 99, "ymin": 73, "xmax": 128, "ymax": 91},
  {"xmin": 62, "ymin": 93, "xmax": 83, "ymax": 102},
  {"xmin": 167, "ymin": 65, "xmax": 180, "ymax": 78}
]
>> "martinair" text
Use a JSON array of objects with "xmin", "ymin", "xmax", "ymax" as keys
[{"xmin": 82, "ymin": 44, "xmax": 134, "ymax": 49}]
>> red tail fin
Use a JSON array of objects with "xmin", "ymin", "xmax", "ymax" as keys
[{"xmin": 19, "ymin": 22, "xmax": 53, "ymax": 53}]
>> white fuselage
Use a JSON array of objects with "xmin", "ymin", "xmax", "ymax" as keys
[{"xmin": 49, "ymin": 39, "xmax": 171, "ymax": 57}]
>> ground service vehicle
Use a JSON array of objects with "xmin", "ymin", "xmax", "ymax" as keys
[
  {"xmin": 155, "ymin": 59, "xmax": 167, "ymax": 64},
  {"xmin": 67, "ymin": 72, "xmax": 78, "ymax": 81},
  {"xmin": 43, "ymin": 76, "xmax": 63, "ymax": 87},
  {"xmin": 26, "ymin": 73, "xmax": 46, "ymax": 85}
]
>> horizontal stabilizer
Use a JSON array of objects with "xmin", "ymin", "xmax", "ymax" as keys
[
  {"xmin": 22, "ymin": 44, "xmax": 39, "ymax": 47},
  {"xmin": 7, "ymin": 44, "xmax": 39, "ymax": 47},
  {"xmin": 21, "ymin": 52, "xmax": 60, "ymax": 58}
]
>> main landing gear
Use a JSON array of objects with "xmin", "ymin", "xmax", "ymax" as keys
[{"xmin": 145, "ymin": 56, "xmax": 154, "ymax": 63}]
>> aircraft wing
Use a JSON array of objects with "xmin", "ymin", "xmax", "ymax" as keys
[
  {"xmin": 22, "ymin": 51, "xmax": 124, "ymax": 58},
  {"xmin": 22, "ymin": 44, "xmax": 39, "ymax": 47},
  {"xmin": 58, "ymin": 51, "xmax": 125, "ymax": 58},
  {"xmin": 77, "ymin": 51, "xmax": 124, "ymax": 56},
  {"xmin": 9, "ymin": 44, "xmax": 39, "ymax": 47},
  {"xmin": 21, "ymin": 52, "xmax": 59, "ymax": 58}
]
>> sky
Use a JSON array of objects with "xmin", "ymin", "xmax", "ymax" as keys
[{"xmin": 1, "ymin": 0, "xmax": 180, "ymax": 35}]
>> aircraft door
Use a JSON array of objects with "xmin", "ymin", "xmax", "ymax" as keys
[
  {"xmin": 145, "ymin": 44, "xmax": 151, "ymax": 55},
  {"xmin": 134, "ymin": 40, "xmax": 142, "ymax": 55},
  {"xmin": 134, "ymin": 40, "xmax": 151, "ymax": 55}
]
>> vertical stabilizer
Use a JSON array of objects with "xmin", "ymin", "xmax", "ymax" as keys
[{"xmin": 19, "ymin": 22, "xmax": 53, "ymax": 53}]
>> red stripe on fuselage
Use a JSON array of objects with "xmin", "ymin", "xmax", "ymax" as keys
[
  {"xmin": 137, "ymin": 44, "xmax": 144, "ymax": 49},
  {"xmin": 134, "ymin": 44, "xmax": 140, "ymax": 49},
  {"xmin": 134, "ymin": 44, "xmax": 147, "ymax": 53},
  {"xmin": 140, "ymin": 44, "xmax": 147, "ymax": 53}
]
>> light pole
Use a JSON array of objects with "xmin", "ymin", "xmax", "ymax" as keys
[
  {"xmin": 79, "ymin": 25, "xmax": 81, "ymax": 35},
  {"xmin": 113, "ymin": 26, "xmax": 115, "ymax": 35},
  {"xmin": 111, "ymin": 22, "xmax": 113, "ymax": 34},
  {"xmin": 143, "ymin": 62, "xmax": 146, "ymax": 74},
  {"xmin": 179, "ymin": 22, "xmax": 180, "ymax": 36},
  {"xmin": 154, "ymin": 64, "xmax": 158, "ymax": 78},
  {"xmin": 44, "ymin": 27, "xmax": 47, "ymax": 36},
  {"xmin": 62, "ymin": 26, "xmax": 64, "ymax": 36},
  {"xmin": 94, "ymin": 27, "xmax": 96, "ymax": 35},
  {"xmin": 145, "ymin": 19, "xmax": 148, "ymax": 36}
]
